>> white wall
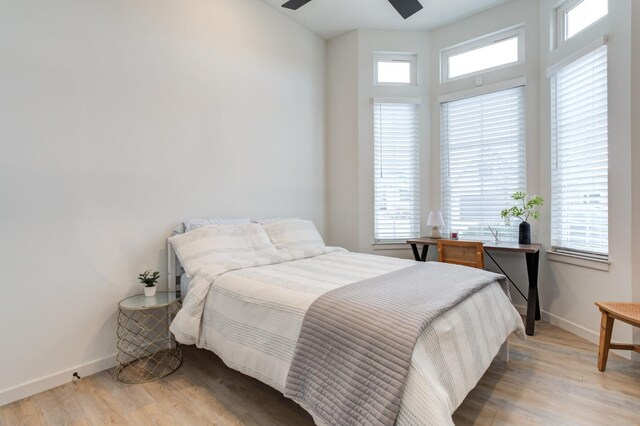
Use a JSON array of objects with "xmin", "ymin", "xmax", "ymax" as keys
[
  {"xmin": 430, "ymin": 0, "xmax": 636, "ymax": 346},
  {"xmin": 537, "ymin": 0, "xmax": 634, "ymax": 347},
  {"xmin": 326, "ymin": 29, "xmax": 430, "ymax": 258},
  {"xmin": 3, "ymin": 0, "xmax": 637, "ymax": 406},
  {"xmin": 632, "ymin": 3, "xmax": 640, "ymax": 287},
  {"xmin": 629, "ymin": 0, "xmax": 640, "ymax": 358},
  {"xmin": 326, "ymin": 31, "xmax": 359, "ymax": 250},
  {"xmin": 357, "ymin": 30, "xmax": 431, "ymax": 258},
  {"xmin": 0, "ymin": 0, "xmax": 326, "ymax": 404},
  {"xmin": 427, "ymin": 0, "xmax": 540, "ymax": 307},
  {"xmin": 326, "ymin": 0, "xmax": 638, "ymax": 351}
]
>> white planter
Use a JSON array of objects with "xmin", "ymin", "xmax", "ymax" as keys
[{"xmin": 144, "ymin": 286, "xmax": 157, "ymax": 297}]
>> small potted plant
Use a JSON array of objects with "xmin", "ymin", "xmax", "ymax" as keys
[
  {"xmin": 138, "ymin": 270, "xmax": 160, "ymax": 297},
  {"xmin": 501, "ymin": 192, "xmax": 544, "ymax": 244}
]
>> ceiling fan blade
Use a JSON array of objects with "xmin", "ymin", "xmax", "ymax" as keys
[
  {"xmin": 281, "ymin": 0, "xmax": 313, "ymax": 10},
  {"xmin": 387, "ymin": 0, "xmax": 423, "ymax": 19}
]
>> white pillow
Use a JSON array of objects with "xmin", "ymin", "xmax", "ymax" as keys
[
  {"xmin": 168, "ymin": 223, "xmax": 277, "ymax": 276},
  {"xmin": 253, "ymin": 216, "xmax": 299, "ymax": 225},
  {"xmin": 262, "ymin": 219, "xmax": 325, "ymax": 250},
  {"xmin": 173, "ymin": 217, "xmax": 251, "ymax": 234}
]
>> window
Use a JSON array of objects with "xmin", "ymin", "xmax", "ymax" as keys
[
  {"xmin": 374, "ymin": 100, "xmax": 420, "ymax": 241},
  {"xmin": 440, "ymin": 86, "xmax": 526, "ymax": 241},
  {"xmin": 374, "ymin": 53, "xmax": 417, "ymax": 86},
  {"xmin": 557, "ymin": 0, "xmax": 608, "ymax": 43},
  {"xmin": 550, "ymin": 45, "xmax": 608, "ymax": 257},
  {"xmin": 441, "ymin": 26, "xmax": 524, "ymax": 82}
]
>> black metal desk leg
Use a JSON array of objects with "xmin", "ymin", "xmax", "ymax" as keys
[
  {"xmin": 525, "ymin": 251, "xmax": 540, "ymax": 336},
  {"xmin": 410, "ymin": 244, "xmax": 429, "ymax": 262},
  {"xmin": 411, "ymin": 244, "xmax": 420, "ymax": 261},
  {"xmin": 420, "ymin": 245, "xmax": 429, "ymax": 262}
]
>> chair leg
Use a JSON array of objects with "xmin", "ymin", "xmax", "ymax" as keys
[{"xmin": 597, "ymin": 312, "xmax": 614, "ymax": 372}]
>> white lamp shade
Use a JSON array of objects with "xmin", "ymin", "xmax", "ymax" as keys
[{"xmin": 427, "ymin": 211, "xmax": 445, "ymax": 227}]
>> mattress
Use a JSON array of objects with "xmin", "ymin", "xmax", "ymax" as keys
[{"xmin": 174, "ymin": 250, "xmax": 524, "ymax": 425}]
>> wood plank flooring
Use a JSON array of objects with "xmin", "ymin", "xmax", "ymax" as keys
[{"xmin": 1, "ymin": 320, "xmax": 639, "ymax": 425}]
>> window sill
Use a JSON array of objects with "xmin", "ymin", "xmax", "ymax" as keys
[
  {"xmin": 372, "ymin": 242, "xmax": 411, "ymax": 251},
  {"xmin": 547, "ymin": 250, "xmax": 610, "ymax": 271}
]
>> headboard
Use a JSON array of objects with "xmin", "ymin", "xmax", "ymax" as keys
[{"xmin": 167, "ymin": 242, "xmax": 181, "ymax": 297}]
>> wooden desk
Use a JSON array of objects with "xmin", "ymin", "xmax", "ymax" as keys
[{"xmin": 407, "ymin": 237, "xmax": 542, "ymax": 336}]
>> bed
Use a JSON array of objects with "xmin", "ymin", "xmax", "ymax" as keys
[{"xmin": 167, "ymin": 220, "xmax": 524, "ymax": 426}]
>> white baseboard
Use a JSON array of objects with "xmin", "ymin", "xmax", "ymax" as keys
[
  {"xmin": 3, "ymin": 305, "xmax": 635, "ymax": 407},
  {"xmin": 0, "ymin": 354, "xmax": 116, "ymax": 407},
  {"xmin": 513, "ymin": 304, "xmax": 599, "ymax": 342},
  {"xmin": 513, "ymin": 304, "xmax": 632, "ymax": 360}
]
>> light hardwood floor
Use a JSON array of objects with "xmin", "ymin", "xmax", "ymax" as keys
[{"xmin": 1, "ymin": 320, "xmax": 639, "ymax": 425}]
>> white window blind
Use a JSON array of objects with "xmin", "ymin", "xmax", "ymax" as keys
[
  {"xmin": 441, "ymin": 86, "xmax": 526, "ymax": 241},
  {"xmin": 374, "ymin": 101, "xmax": 420, "ymax": 241},
  {"xmin": 551, "ymin": 45, "xmax": 608, "ymax": 257}
]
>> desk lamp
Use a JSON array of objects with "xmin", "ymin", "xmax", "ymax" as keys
[{"xmin": 427, "ymin": 211, "xmax": 445, "ymax": 239}]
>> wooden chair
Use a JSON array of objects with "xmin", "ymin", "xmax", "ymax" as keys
[
  {"xmin": 437, "ymin": 240, "xmax": 485, "ymax": 269},
  {"xmin": 594, "ymin": 302, "xmax": 640, "ymax": 371}
]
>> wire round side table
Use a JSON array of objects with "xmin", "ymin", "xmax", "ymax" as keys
[{"xmin": 116, "ymin": 291, "xmax": 182, "ymax": 384}]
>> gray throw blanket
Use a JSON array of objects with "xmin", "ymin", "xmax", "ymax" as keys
[{"xmin": 284, "ymin": 262, "xmax": 506, "ymax": 426}]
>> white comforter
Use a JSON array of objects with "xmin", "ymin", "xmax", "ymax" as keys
[{"xmin": 170, "ymin": 249, "xmax": 524, "ymax": 425}]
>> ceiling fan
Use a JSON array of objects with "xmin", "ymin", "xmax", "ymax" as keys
[{"xmin": 281, "ymin": 0, "xmax": 423, "ymax": 20}]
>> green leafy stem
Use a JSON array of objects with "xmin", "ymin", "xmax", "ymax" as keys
[
  {"xmin": 500, "ymin": 192, "xmax": 544, "ymax": 225},
  {"xmin": 138, "ymin": 270, "xmax": 160, "ymax": 287}
]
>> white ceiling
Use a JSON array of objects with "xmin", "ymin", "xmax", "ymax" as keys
[{"xmin": 260, "ymin": 0, "xmax": 511, "ymax": 39}]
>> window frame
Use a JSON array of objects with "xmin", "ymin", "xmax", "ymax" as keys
[
  {"xmin": 439, "ymin": 80, "xmax": 527, "ymax": 242},
  {"xmin": 372, "ymin": 97, "xmax": 421, "ymax": 243},
  {"xmin": 373, "ymin": 53, "xmax": 418, "ymax": 87},
  {"xmin": 440, "ymin": 25, "xmax": 525, "ymax": 83},
  {"xmin": 555, "ymin": 0, "xmax": 608, "ymax": 47},
  {"xmin": 548, "ymin": 41, "xmax": 609, "ymax": 260}
]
